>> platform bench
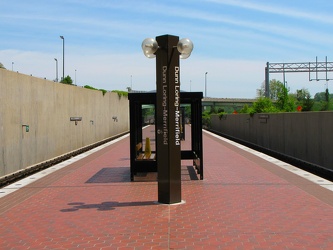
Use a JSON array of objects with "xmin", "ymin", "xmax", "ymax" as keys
[{"xmin": 136, "ymin": 142, "xmax": 156, "ymax": 160}]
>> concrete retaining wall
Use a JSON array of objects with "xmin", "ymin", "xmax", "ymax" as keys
[
  {"xmin": 211, "ymin": 112, "xmax": 333, "ymax": 171},
  {"xmin": 0, "ymin": 69, "xmax": 129, "ymax": 176}
]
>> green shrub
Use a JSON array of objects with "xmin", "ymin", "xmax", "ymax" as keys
[
  {"xmin": 250, "ymin": 97, "xmax": 278, "ymax": 115},
  {"xmin": 112, "ymin": 90, "xmax": 128, "ymax": 98},
  {"xmin": 84, "ymin": 85, "xmax": 107, "ymax": 96},
  {"xmin": 202, "ymin": 110, "xmax": 211, "ymax": 128}
]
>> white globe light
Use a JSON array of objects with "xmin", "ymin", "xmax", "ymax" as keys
[
  {"xmin": 180, "ymin": 53, "xmax": 191, "ymax": 59},
  {"xmin": 141, "ymin": 38, "xmax": 158, "ymax": 58},
  {"xmin": 177, "ymin": 38, "xmax": 193, "ymax": 59}
]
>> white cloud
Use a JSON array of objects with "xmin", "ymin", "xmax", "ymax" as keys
[{"xmin": 207, "ymin": 0, "xmax": 333, "ymax": 24}]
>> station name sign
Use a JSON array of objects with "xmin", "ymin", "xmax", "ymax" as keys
[
  {"xmin": 162, "ymin": 66, "xmax": 168, "ymax": 145},
  {"xmin": 160, "ymin": 66, "xmax": 181, "ymax": 146},
  {"xmin": 70, "ymin": 117, "xmax": 82, "ymax": 121},
  {"xmin": 174, "ymin": 66, "xmax": 181, "ymax": 146}
]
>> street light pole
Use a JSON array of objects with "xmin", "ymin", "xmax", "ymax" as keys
[
  {"xmin": 60, "ymin": 36, "xmax": 65, "ymax": 81},
  {"xmin": 54, "ymin": 58, "xmax": 58, "ymax": 82},
  {"xmin": 205, "ymin": 72, "xmax": 208, "ymax": 97},
  {"xmin": 141, "ymin": 35, "xmax": 193, "ymax": 204}
]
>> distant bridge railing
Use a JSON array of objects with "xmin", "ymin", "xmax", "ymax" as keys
[{"xmin": 202, "ymin": 98, "xmax": 255, "ymax": 112}]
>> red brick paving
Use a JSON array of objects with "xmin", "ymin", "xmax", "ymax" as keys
[{"xmin": 1, "ymin": 125, "xmax": 333, "ymax": 249}]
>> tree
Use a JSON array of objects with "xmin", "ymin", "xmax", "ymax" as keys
[
  {"xmin": 239, "ymin": 104, "xmax": 249, "ymax": 113},
  {"xmin": 249, "ymin": 97, "xmax": 278, "ymax": 115},
  {"xmin": 303, "ymin": 94, "xmax": 314, "ymax": 111},
  {"xmin": 325, "ymin": 88, "xmax": 330, "ymax": 103},
  {"xmin": 270, "ymin": 80, "xmax": 286, "ymax": 100},
  {"xmin": 257, "ymin": 79, "xmax": 287, "ymax": 100},
  {"xmin": 209, "ymin": 105, "xmax": 217, "ymax": 114},
  {"xmin": 256, "ymin": 81, "xmax": 265, "ymax": 97},
  {"xmin": 296, "ymin": 88, "xmax": 314, "ymax": 111},
  {"xmin": 296, "ymin": 88, "xmax": 307, "ymax": 101},
  {"xmin": 0, "ymin": 62, "xmax": 6, "ymax": 69},
  {"xmin": 321, "ymin": 88, "xmax": 330, "ymax": 111},
  {"xmin": 60, "ymin": 75, "xmax": 73, "ymax": 85},
  {"xmin": 314, "ymin": 89, "xmax": 330, "ymax": 110},
  {"xmin": 184, "ymin": 105, "xmax": 191, "ymax": 121},
  {"xmin": 272, "ymin": 81, "xmax": 295, "ymax": 112},
  {"xmin": 251, "ymin": 79, "xmax": 296, "ymax": 114},
  {"xmin": 314, "ymin": 92, "xmax": 324, "ymax": 101}
]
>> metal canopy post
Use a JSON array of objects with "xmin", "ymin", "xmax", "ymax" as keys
[
  {"xmin": 191, "ymin": 98, "xmax": 203, "ymax": 180},
  {"xmin": 129, "ymin": 101, "xmax": 142, "ymax": 181}
]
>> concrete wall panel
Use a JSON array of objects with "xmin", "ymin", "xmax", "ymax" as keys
[
  {"xmin": 211, "ymin": 112, "xmax": 333, "ymax": 171},
  {"xmin": 0, "ymin": 69, "xmax": 129, "ymax": 176}
]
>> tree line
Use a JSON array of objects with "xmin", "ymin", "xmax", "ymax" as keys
[
  {"xmin": 250, "ymin": 79, "xmax": 332, "ymax": 113},
  {"xmin": 202, "ymin": 79, "xmax": 332, "ymax": 127}
]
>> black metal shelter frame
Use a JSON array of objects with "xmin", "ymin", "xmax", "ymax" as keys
[{"xmin": 128, "ymin": 92, "xmax": 203, "ymax": 181}]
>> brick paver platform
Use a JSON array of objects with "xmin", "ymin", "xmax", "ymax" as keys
[{"xmin": 1, "ymin": 126, "xmax": 333, "ymax": 249}]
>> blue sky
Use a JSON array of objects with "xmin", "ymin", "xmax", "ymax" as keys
[{"xmin": 1, "ymin": 0, "xmax": 333, "ymax": 98}]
